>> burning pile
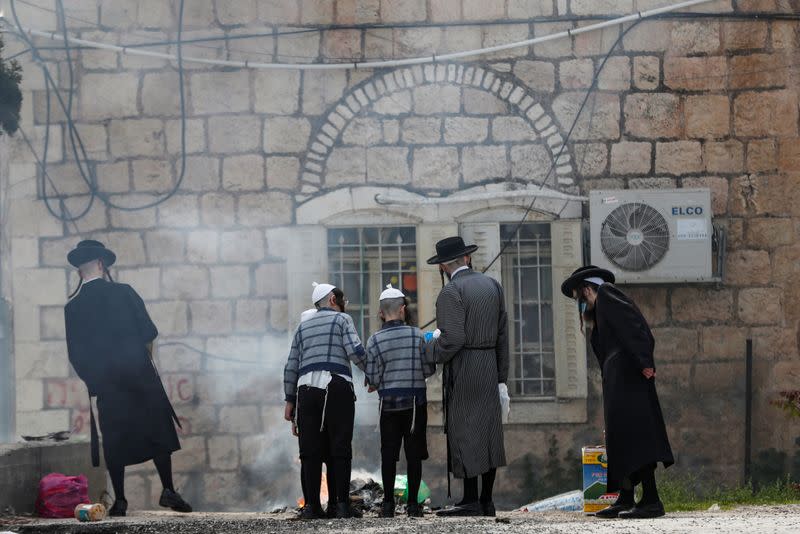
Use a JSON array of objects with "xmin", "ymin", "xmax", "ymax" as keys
[{"xmin": 294, "ymin": 475, "xmax": 430, "ymax": 516}]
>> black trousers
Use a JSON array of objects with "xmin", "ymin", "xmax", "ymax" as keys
[{"xmin": 297, "ymin": 375, "xmax": 355, "ymax": 507}]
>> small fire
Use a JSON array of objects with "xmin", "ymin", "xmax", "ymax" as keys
[{"xmin": 297, "ymin": 472, "xmax": 329, "ymax": 508}]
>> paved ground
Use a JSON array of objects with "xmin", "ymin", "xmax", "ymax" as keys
[{"xmin": 4, "ymin": 505, "xmax": 800, "ymax": 534}]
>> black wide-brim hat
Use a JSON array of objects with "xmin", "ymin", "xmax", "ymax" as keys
[
  {"xmin": 560, "ymin": 265, "xmax": 615, "ymax": 298},
  {"xmin": 426, "ymin": 236, "xmax": 479, "ymax": 265},
  {"xmin": 67, "ymin": 240, "xmax": 117, "ymax": 268}
]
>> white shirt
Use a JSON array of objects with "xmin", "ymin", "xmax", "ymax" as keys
[
  {"xmin": 83, "ymin": 276, "xmax": 103, "ymax": 284},
  {"xmin": 297, "ymin": 370, "xmax": 353, "ymax": 390},
  {"xmin": 451, "ymin": 265, "xmax": 470, "ymax": 277}
]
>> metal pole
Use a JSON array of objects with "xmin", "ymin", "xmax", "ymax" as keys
[{"xmin": 744, "ymin": 338, "xmax": 753, "ymax": 486}]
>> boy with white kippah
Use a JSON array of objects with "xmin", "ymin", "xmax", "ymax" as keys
[
  {"xmin": 365, "ymin": 284, "xmax": 435, "ymax": 518},
  {"xmin": 284, "ymin": 282, "xmax": 367, "ymax": 519}
]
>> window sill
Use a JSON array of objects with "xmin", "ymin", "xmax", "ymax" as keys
[{"xmin": 425, "ymin": 397, "xmax": 587, "ymax": 426}]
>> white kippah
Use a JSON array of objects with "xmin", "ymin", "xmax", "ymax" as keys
[
  {"xmin": 379, "ymin": 283, "xmax": 405, "ymax": 301},
  {"xmin": 300, "ymin": 308, "xmax": 317, "ymax": 323},
  {"xmin": 584, "ymin": 277, "xmax": 606, "ymax": 286},
  {"xmin": 311, "ymin": 281, "xmax": 336, "ymax": 304}
]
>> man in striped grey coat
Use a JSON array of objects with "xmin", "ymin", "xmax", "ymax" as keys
[{"xmin": 425, "ymin": 236, "xmax": 509, "ymax": 517}]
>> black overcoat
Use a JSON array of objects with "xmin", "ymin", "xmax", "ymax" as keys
[
  {"xmin": 589, "ymin": 283, "xmax": 674, "ymax": 492},
  {"xmin": 65, "ymin": 279, "xmax": 180, "ymax": 467}
]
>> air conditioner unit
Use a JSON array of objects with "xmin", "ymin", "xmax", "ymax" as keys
[{"xmin": 589, "ymin": 188, "xmax": 713, "ymax": 284}]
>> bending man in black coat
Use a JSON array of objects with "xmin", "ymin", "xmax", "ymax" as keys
[
  {"xmin": 562, "ymin": 266, "xmax": 674, "ymax": 520},
  {"xmin": 64, "ymin": 240, "xmax": 191, "ymax": 517}
]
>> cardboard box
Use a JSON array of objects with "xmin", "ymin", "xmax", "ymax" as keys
[{"xmin": 582, "ymin": 446, "xmax": 619, "ymax": 513}]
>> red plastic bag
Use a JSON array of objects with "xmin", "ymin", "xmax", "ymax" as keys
[{"xmin": 35, "ymin": 473, "xmax": 90, "ymax": 518}]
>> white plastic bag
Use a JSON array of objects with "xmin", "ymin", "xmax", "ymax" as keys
[{"xmin": 498, "ymin": 383, "xmax": 510, "ymax": 423}]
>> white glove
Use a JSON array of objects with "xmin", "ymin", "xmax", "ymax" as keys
[
  {"xmin": 432, "ymin": 329, "xmax": 441, "ymax": 339},
  {"xmin": 498, "ymin": 383, "xmax": 510, "ymax": 423}
]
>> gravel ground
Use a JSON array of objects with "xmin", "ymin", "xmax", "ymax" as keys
[{"xmin": 5, "ymin": 505, "xmax": 800, "ymax": 534}]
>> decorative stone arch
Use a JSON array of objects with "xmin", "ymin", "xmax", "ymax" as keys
[{"xmin": 297, "ymin": 62, "xmax": 575, "ymax": 203}]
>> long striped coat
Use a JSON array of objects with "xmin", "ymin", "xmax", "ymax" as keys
[{"xmin": 425, "ymin": 268, "xmax": 509, "ymax": 479}]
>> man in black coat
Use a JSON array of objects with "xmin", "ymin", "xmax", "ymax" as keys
[
  {"xmin": 561, "ymin": 266, "xmax": 674, "ymax": 519},
  {"xmin": 64, "ymin": 240, "xmax": 191, "ymax": 516}
]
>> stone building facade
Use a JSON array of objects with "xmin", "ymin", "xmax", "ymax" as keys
[{"xmin": 1, "ymin": 0, "xmax": 799, "ymax": 510}]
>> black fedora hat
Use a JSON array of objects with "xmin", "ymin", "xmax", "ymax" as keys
[
  {"xmin": 426, "ymin": 236, "xmax": 479, "ymax": 265},
  {"xmin": 67, "ymin": 240, "xmax": 117, "ymax": 268},
  {"xmin": 560, "ymin": 265, "xmax": 615, "ymax": 298}
]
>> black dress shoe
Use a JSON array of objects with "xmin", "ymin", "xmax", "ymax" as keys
[
  {"xmin": 618, "ymin": 501, "xmax": 666, "ymax": 519},
  {"xmin": 407, "ymin": 503, "xmax": 424, "ymax": 517},
  {"xmin": 435, "ymin": 500, "xmax": 483, "ymax": 517},
  {"xmin": 595, "ymin": 501, "xmax": 634, "ymax": 519},
  {"xmin": 380, "ymin": 501, "xmax": 395, "ymax": 517},
  {"xmin": 335, "ymin": 502, "xmax": 355, "ymax": 519},
  {"xmin": 481, "ymin": 501, "xmax": 496, "ymax": 517},
  {"xmin": 109, "ymin": 498, "xmax": 127, "ymax": 517},
  {"xmin": 159, "ymin": 489, "xmax": 193, "ymax": 513},
  {"xmin": 325, "ymin": 503, "xmax": 337, "ymax": 518},
  {"xmin": 300, "ymin": 504, "xmax": 324, "ymax": 519}
]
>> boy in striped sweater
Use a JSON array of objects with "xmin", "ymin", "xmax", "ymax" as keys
[{"xmin": 365, "ymin": 285, "xmax": 436, "ymax": 518}]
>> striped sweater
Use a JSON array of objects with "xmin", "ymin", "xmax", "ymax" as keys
[
  {"xmin": 365, "ymin": 320, "xmax": 435, "ymax": 409},
  {"xmin": 283, "ymin": 308, "xmax": 366, "ymax": 402}
]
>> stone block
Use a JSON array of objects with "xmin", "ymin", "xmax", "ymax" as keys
[
  {"xmin": 15, "ymin": 411, "xmax": 70, "ymax": 439},
  {"xmin": 779, "ymin": 138, "xmax": 800, "ymax": 172},
  {"xmin": 632, "ymin": 56, "xmax": 660, "ymax": 90},
  {"xmin": 222, "ymin": 155, "xmax": 265, "ymax": 192},
  {"xmin": 210, "ymin": 266, "xmax": 251, "ymax": 298},
  {"xmin": 166, "ymin": 118, "xmax": 205, "ymax": 156},
  {"xmin": 201, "ymin": 193, "xmax": 236, "ymax": 227},
  {"xmin": 238, "ymin": 192, "xmax": 293, "ymax": 226},
  {"xmin": 220, "ymin": 230, "xmax": 266, "ymax": 263},
  {"xmin": 257, "ymin": 0, "xmax": 299, "ymax": 23},
  {"xmin": 109, "ymin": 199, "xmax": 157, "ymax": 229},
  {"xmin": 366, "ymin": 147, "xmax": 411, "ymax": 185},
  {"xmin": 703, "ymin": 140, "xmax": 744, "ymax": 174},
  {"xmin": 412, "ymin": 147, "xmax": 460, "ymax": 189},
  {"xmin": 510, "ymin": 144, "xmax": 551, "ymax": 182},
  {"xmin": 444, "ymin": 118, "xmax": 489, "ymax": 144},
  {"xmin": 730, "ymin": 54, "xmax": 787, "ymax": 90},
  {"xmin": 573, "ymin": 143, "xmax": 608, "ymax": 177},
  {"xmin": 116, "ymin": 268, "xmax": 161, "ymax": 300},
  {"xmin": 430, "ymin": 0, "xmax": 461, "ymax": 21},
  {"xmin": 171, "ymin": 436, "xmax": 207, "ymax": 471},
  {"xmin": 162, "ymin": 266, "xmax": 209, "ymax": 299},
  {"xmin": 191, "ymin": 71, "xmax": 250, "ymax": 115},
  {"xmin": 685, "ymin": 95, "xmax": 730, "ymax": 140},
  {"xmin": 572, "ymin": 0, "xmax": 632, "ymax": 14},
  {"xmin": 513, "ymin": 60, "xmax": 555, "ymax": 92},
  {"xmin": 558, "ymin": 59, "xmax": 594, "ymax": 89},
  {"xmin": 266, "ymin": 157, "xmax": 300, "ymax": 190},
  {"xmin": 202, "ymin": 472, "xmax": 244, "ymax": 507},
  {"xmin": 157, "ymin": 195, "xmax": 200, "ymax": 228},
  {"xmin": 628, "ymin": 177, "xmax": 676, "ymax": 189},
  {"xmin": 271, "ymin": 299, "xmax": 289, "ymax": 330},
  {"xmin": 623, "ymin": 20, "xmax": 671, "ymax": 52},
  {"xmin": 491, "ymin": 117, "xmax": 537, "ymax": 143},
  {"xmin": 655, "ymin": 141, "xmax": 702, "ymax": 175},
  {"xmin": 190, "ymin": 300, "xmax": 233, "ymax": 335},
  {"xmin": 624, "ymin": 93, "xmax": 681, "ymax": 139},
  {"xmin": 182, "ymin": 156, "xmax": 221, "ymax": 192},
  {"xmin": 208, "ymin": 435, "xmax": 240, "ymax": 470},
  {"xmin": 209, "ymin": 116, "xmax": 262, "ymax": 154},
  {"xmin": 336, "ymin": 0, "xmax": 380, "ymax": 23},
  {"xmin": 109, "ymin": 119, "xmax": 165, "ymax": 158},
  {"xmin": 413, "ymin": 86, "xmax": 461, "ymax": 115},
  {"xmin": 620, "ymin": 287, "xmax": 668, "ymax": 326},
  {"xmin": 216, "ymin": 0, "xmax": 257, "ymax": 25},
  {"xmin": 264, "ymin": 118, "xmax": 311, "ymax": 153},
  {"xmin": 700, "ymin": 326, "xmax": 746, "ymax": 360},
  {"xmin": 573, "ymin": 20, "xmax": 620, "ymax": 58},
  {"xmin": 254, "ymin": 71, "xmax": 300, "ymax": 114},
  {"xmin": 322, "ymin": 29, "xmax": 361, "ymax": 60},
  {"xmin": 235, "ymin": 300, "xmax": 270, "ymax": 333},
  {"xmin": 734, "ymin": 91, "xmax": 799, "ymax": 138},
  {"xmin": 441, "ymin": 27, "xmax": 483, "ymax": 54},
  {"xmin": 218, "ymin": 405, "xmax": 261, "ymax": 434},
  {"xmin": 401, "ymin": 118, "xmax": 442, "ymax": 144},
  {"xmin": 155, "ymin": 341, "xmax": 204, "ymax": 373},
  {"xmin": 746, "ymin": 218, "xmax": 794, "ymax": 248},
  {"xmin": 553, "ymin": 92, "xmax": 619, "ymax": 140},
  {"xmin": 725, "ymin": 249, "xmax": 771, "ymax": 286},
  {"xmin": 132, "ymin": 159, "xmax": 173, "ymax": 193},
  {"xmin": 738, "ymin": 288, "xmax": 782, "ymax": 325},
  {"xmin": 186, "ymin": 231, "xmax": 220, "ymax": 264},
  {"xmin": 722, "ymin": 21, "xmax": 768, "ymax": 50},
  {"xmin": 610, "ymin": 141, "xmax": 652, "ymax": 175},
  {"xmin": 462, "ymin": 145, "xmax": 509, "ymax": 183},
  {"xmin": 142, "ymin": 72, "xmax": 182, "ymax": 117},
  {"xmin": 326, "ymin": 147, "xmax": 367, "ymax": 186},
  {"xmin": 682, "ymin": 177, "xmax": 729, "ymax": 216},
  {"xmin": 302, "ymin": 71, "xmax": 348, "ymax": 115},
  {"xmin": 7, "ymin": 198, "xmax": 63, "ymax": 238},
  {"xmin": 463, "ymin": 88, "xmax": 508, "ymax": 115},
  {"xmin": 773, "ymin": 20, "xmax": 800, "ymax": 49},
  {"xmin": 664, "ymin": 56, "xmax": 727, "ymax": 91},
  {"xmin": 597, "ymin": 56, "xmax": 631, "ymax": 91},
  {"xmin": 372, "ymin": 91, "xmax": 413, "ymax": 115},
  {"xmin": 79, "ymin": 73, "xmax": 138, "ymax": 120},
  {"xmin": 693, "ymin": 362, "xmax": 742, "ymax": 394},
  {"xmin": 651, "ymin": 327, "xmax": 699, "ymax": 363},
  {"xmin": 508, "ymin": 0, "xmax": 553, "ymax": 17},
  {"xmin": 669, "ymin": 21, "xmax": 720, "ymax": 54},
  {"xmin": 671, "ymin": 288, "xmax": 733, "ymax": 324},
  {"xmin": 148, "ymin": 301, "xmax": 189, "ymax": 337},
  {"xmin": 255, "ymin": 263, "xmax": 288, "ymax": 297},
  {"xmin": 751, "ymin": 327, "xmax": 797, "ymax": 360},
  {"xmin": 481, "ymin": 24, "xmax": 531, "ymax": 59},
  {"xmin": 342, "ymin": 118, "xmax": 382, "ymax": 146},
  {"xmin": 95, "ymin": 232, "xmax": 146, "ymax": 266},
  {"xmin": 17, "ymin": 379, "xmax": 44, "ymax": 411},
  {"xmin": 381, "ymin": 0, "xmax": 426, "ymax": 22},
  {"xmin": 533, "ymin": 22, "xmax": 573, "ymax": 58},
  {"xmin": 11, "ymin": 238, "xmax": 39, "ymax": 270},
  {"xmin": 95, "ymin": 162, "xmax": 131, "ymax": 194},
  {"xmin": 16, "ymin": 341, "xmax": 69, "ymax": 378},
  {"xmin": 277, "ymin": 27, "xmax": 321, "ymax": 63}
]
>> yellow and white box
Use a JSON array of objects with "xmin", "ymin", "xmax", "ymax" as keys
[{"xmin": 582, "ymin": 446, "xmax": 619, "ymax": 514}]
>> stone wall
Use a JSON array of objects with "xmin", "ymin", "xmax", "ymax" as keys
[{"xmin": 2, "ymin": 0, "xmax": 799, "ymax": 510}]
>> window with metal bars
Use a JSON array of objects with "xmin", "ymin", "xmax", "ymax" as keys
[
  {"xmin": 500, "ymin": 222, "xmax": 555, "ymax": 397},
  {"xmin": 327, "ymin": 227, "xmax": 418, "ymax": 340}
]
